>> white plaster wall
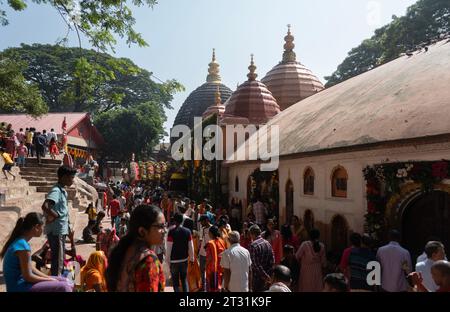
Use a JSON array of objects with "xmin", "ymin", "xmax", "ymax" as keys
[{"xmin": 227, "ymin": 140, "xmax": 450, "ymax": 232}]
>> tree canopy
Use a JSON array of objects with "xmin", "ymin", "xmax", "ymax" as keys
[
  {"xmin": 325, "ymin": 0, "xmax": 450, "ymax": 88},
  {"xmin": 0, "ymin": 55, "xmax": 48, "ymax": 116},
  {"xmin": 94, "ymin": 101, "xmax": 166, "ymax": 162},
  {"xmin": 1, "ymin": 0, "xmax": 157, "ymax": 53},
  {"xmin": 0, "ymin": 44, "xmax": 183, "ymax": 114}
]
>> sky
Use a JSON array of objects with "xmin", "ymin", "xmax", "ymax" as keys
[{"xmin": 0, "ymin": 0, "xmax": 417, "ymax": 142}]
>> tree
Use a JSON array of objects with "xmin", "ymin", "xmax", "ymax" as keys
[
  {"xmin": 0, "ymin": 55, "xmax": 48, "ymax": 115},
  {"xmin": 1, "ymin": 0, "xmax": 157, "ymax": 53},
  {"xmin": 325, "ymin": 0, "xmax": 450, "ymax": 87},
  {"xmin": 94, "ymin": 101, "xmax": 166, "ymax": 162},
  {"xmin": 0, "ymin": 44, "xmax": 184, "ymax": 114}
]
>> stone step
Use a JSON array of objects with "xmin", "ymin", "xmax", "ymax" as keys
[
  {"xmin": 0, "ymin": 179, "xmax": 29, "ymax": 188},
  {"xmin": 23, "ymin": 163, "xmax": 61, "ymax": 169},
  {"xmin": 20, "ymin": 176, "xmax": 58, "ymax": 182},
  {"xmin": 25, "ymin": 158, "xmax": 62, "ymax": 165},
  {"xmin": 20, "ymin": 167, "xmax": 59, "ymax": 174},
  {"xmin": 28, "ymin": 181, "xmax": 56, "ymax": 187},
  {"xmin": 4, "ymin": 187, "xmax": 37, "ymax": 199},
  {"xmin": 36, "ymin": 186, "xmax": 76, "ymax": 198}
]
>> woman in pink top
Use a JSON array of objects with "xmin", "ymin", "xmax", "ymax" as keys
[{"xmin": 296, "ymin": 229, "xmax": 327, "ymax": 292}]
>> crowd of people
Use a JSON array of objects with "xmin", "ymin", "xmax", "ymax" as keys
[{"xmin": 1, "ymin": 163, "xmax": 450, "ymax": 293}]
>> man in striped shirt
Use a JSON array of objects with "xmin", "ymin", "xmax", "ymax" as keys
[{"xmin": 248, "ymin": 224, "xmax": 274, "ymax": 292}]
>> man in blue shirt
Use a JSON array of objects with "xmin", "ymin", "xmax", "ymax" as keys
[{"xmin": 42, "ymin": 165, "xmax": 77, "ymax": 276}]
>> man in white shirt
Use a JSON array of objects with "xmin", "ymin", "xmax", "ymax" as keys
[
  {"xmin": 376, "ymin": 230, "xmax": 412, "ymax": 292},
  {"xmin": 415, "ymin": 241, "xmax": 446, "ymax": 292},
  {"xmin": 48, "ymin": 128, "xmax": 58, "ymax": 143},
  {"xmin": 221, "ymin": 231, "xmax": 252, "ymax": 292}
]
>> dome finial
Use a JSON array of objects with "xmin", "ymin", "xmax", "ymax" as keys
[
  {"xmin": 215, "ymin": 85, "xmax": 221, "ymax": 105},
  {"xmin": 282, "ymin": 24, "xmax": 296, "ymax": 63},
  {"xmin": 207, "ymin": 48, "xmax": 221, "ymax": 83},
  {"xmin": 247, "ymin": 54, "xmax": 257, "ymax": 81}
]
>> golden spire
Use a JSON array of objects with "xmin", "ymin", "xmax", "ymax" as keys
[
  {"xmin": 206, "ymin": 48, "xmax": 221, "ymax": 83},
  {"xmin": 247, "ymin": 54, "xmax": 257, "ymax": 81},
  {"xmin": 282, "ymin": 24, "xmax": 297, "ymax": 63},
  {"xmin": 215, "ymin": 85, "xmax": 221, "ymax": 105}
]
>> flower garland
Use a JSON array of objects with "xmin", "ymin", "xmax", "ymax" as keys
[{"xmin": 363, "ymin": 160, "xmax": 450, "ymax": 241}]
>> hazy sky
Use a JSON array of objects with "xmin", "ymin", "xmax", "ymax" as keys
[{"xmin": 1, "ymin": 0, "xmax": 417, "ymax": 141}]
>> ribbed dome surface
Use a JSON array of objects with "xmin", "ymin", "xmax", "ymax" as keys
[
  {"xmin": 262, "ymin": 62, "xmax": 324, "ymax": 111},
  {"xmin": 223, "ymin": 80, "xmax": 280, "ymax": 124},
  {"xmin": 262, "ymin": 25, "xmax": 324, "ymax": 111},
  {"xmin": 173, "ymin": 82, "xmax": 232, "ymax": 128}
]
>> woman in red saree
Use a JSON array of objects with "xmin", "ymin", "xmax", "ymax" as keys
[
  {"xmin": 262, "ymin": 219, "xmax": 283, "ymax": 264},
  {"xmin": 205, "ymin": 226, "xmax": 226, "ymax": 292}
]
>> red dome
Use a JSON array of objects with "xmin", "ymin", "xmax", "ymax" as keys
[{"xmin": 223, "ymin": 55, "xmax": 280, "ymax": 124}]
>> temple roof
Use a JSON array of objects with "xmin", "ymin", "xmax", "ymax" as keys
[
  {"xmin": 261, "ymin": 25, "xmax": 324, "ymax": 111},
  {"xmin": 173, "ymin": 49, "xmax": 232, "ymax": 129},
  {"xmin": 222, "ymin": 55, "xmax": 280, "ymax": 125},
  {"xmin": 226, "ymin": 40, "xmax": 450, "ymax": 163}
]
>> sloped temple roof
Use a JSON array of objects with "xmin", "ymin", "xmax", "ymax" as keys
[{"xmin": 227, "ymin": 40, "xmax": 450, "ymax": 163}]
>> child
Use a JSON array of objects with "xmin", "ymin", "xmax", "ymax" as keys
[
  {"xmin": 1, "ymin": 147, "xmax": 16, "ymax": 180},
  {"xmin": 16, "ymin": 141, "xmax": 28, "ymax": 168},
  {"xmin": 118, "ymin": 216, "xmax": 128, "ymax": 238},
  {"xmin": 323, "ymin": 273, "xmax": 350, "ymax": 292},
  {"xmin": 49, "ymin": 137, "xmax": 59, "ymax": 160}
]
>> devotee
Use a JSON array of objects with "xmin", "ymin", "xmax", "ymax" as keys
[
  {"xmin": 107, "ymin": 194, "xmax": 121, "ymax": 229},
  {"xmin": 185, "ymin": 220, "xmax": 202, "ymax": 292},
  {"xmin": 323, "ymin": 273, "xmax": 350, "ymax": 292},
  {"xmin": 248, "ymin": 224, "xmax": 274, "ymax": 292},
  {"xmin": 49, "ymin": 137, "xmax": 59, "ymax": 160},
  {"xmin": 80, "ymin": 251, "xmax": 108, "ymax": 292},
  {"xmin": 414, "ymin": 241, "xmax": 446, "ymax": 292},
  {"xmin": 198, "ymin": 214, "xmax": 212, "ymax": 290},
  {"xmin": 262, "ymin": 218, "xmax": 283, "ymax": 264},
  {"xmin": 15, "ymin": 128, "xmax": 25, "ymax": 145},
  {"xmin": 0, "ymin": 213, "xmax": 73, "ymax": 292},
  {"xmin": 340, "ymin": 232, "xmax": 362, "ymax": 279},
  {"xmin": 96, "ymin": 227, "xmax": 120, "ymax": 257},
  {"xmin": 290, "ymin": 215, "xmax": 308, "ymax": 245},
  {"xmin": 376, "ymin": 229, "xmax": 412, "ymax": 292},
  {"xmin": 205, "ymin": 225, "xmax": 226, "ymax": 292},
  {"xmin": 220, "ymin": 231, "xmax": 252, "ymax": 292},
  {"xmin": 166, "ymin": 213, "xmax": 195, "ymax": 292},
  {"xmin": 280, "ymin": 223, "xmax": 300, "ymax": 251},
  {"xmin": 266, "ymin": 265, "xmax": 292, "ymax": 292},
  {"xmin": 240, "ymin": 221, "xmax": 253, "ymax": 250},
  {"xmin": 280, "ymin": 244, "xmax": 299, "ymax": 291},
  {"xmin": 296, "ymin": 229, "xmax": 327, "ymax": 292},
  {"xmin": 42, "ymin": 165, "xmax": 76, "ymax": 276},
  {"xmin": 106, "ymin": 205, "xmax": 166, "ymax": 292},
  {"xmin": 25, "ymin": 128, "xmax": 33, "ymax": 157},
  {"xmin": 409, "ymin": 260, "xmax": 450, "ymax": 292},
  {"xmin": 416, "ymin": 236, "xmax": 448, "ymax": 263},
  {"xmin": 82, "ymin": 203, "xmax": 97, "ymax": 243},
  {"xmin": 217, "ymin": 218, "xmax": 231, "ymax": 249},
  {"xmin": 16, "ymin": 141, "xmax": 28, "ymax": 168},
  {"xmin": 348, "ymin": 234, "xmax": 377, "ymax": 291},
  {"xmin": 160, "ymin": 192, "xmax": 173, "ymax": 225},
  {"xmin": 1, "ymin": 147, "xmax": 16, "ymax": 180},
  {"xmin": 252, "ymin": 197, "xmax": 267, "ymax": 230}
]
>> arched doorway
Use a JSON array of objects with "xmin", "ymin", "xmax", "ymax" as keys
[
  {"xmin": 331, "ymin": 215, "xmax": 349, "ymax": 254},
  {"xmin": 285, "ymin": 180, "xmax": 294, "ymax": 224},
  {"xmin": 401, "ymin": 190, "xmax": 450, "ymax": 262},
  {"xmin": 304, "ymin": 209, "xmax": 315, "ymax": 233}
]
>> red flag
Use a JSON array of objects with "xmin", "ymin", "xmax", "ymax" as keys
[{"xmin": 62, "ymin": 116, "xmax": 67, "ymax": 132}]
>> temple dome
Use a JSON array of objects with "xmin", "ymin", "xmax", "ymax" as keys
[
  {"xmin": 223, "ymin": 55, "xmax": 280, "ymax": 125},
  {"xmin": 173, "ymin": 49, "xmax": 232, "ymax": 129},
  {"xmin": 261, "ymin": 25, "xmax": 324, "ymax": 111}
]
